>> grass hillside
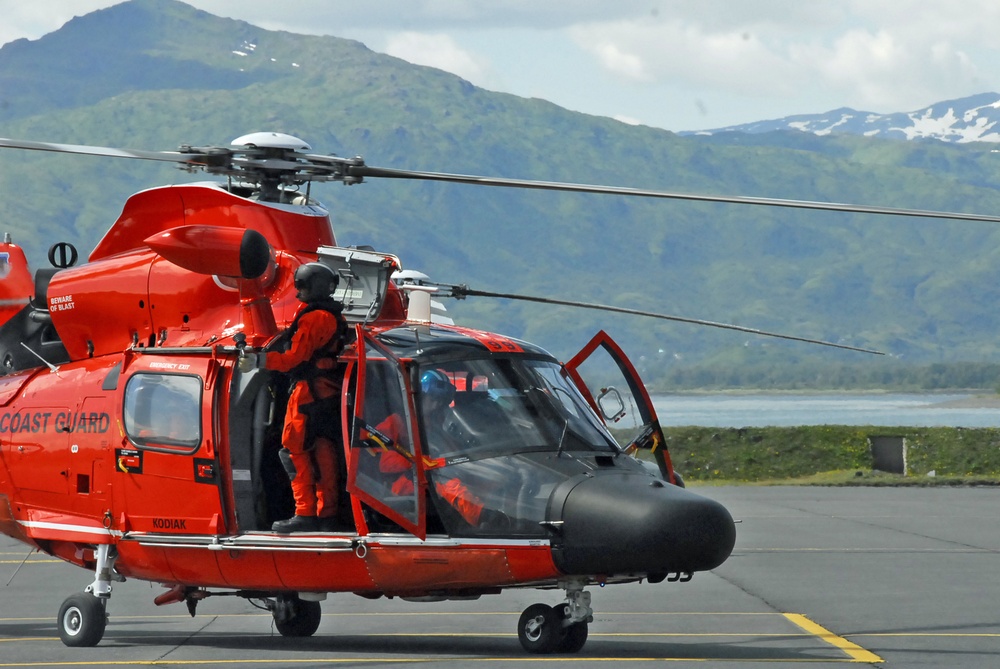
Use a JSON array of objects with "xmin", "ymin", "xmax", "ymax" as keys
[{"xmin": 665, "ymin": 425, "xmax": 1000, "ymax": 484}]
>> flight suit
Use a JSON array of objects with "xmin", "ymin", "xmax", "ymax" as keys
[
  {"xmin": 373, "ymin": 412, "xmax": 485, "ymax": 526},
  {"xmin": 375, "ymin": 414, "xmax": 416, "ymax": 496},
  {"xmin": 266, "ymin": 303, "xmax": 346, "ymax": 520}
]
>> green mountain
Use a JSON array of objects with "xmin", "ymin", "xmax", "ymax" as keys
[{"xmin": 4, "ymin": 0, "xmax": 1000, "ymax": 388}]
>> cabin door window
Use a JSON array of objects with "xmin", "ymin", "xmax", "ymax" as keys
[{"xmin": 346, "ymin": 329, "xmax": 426, "ymax": 539}]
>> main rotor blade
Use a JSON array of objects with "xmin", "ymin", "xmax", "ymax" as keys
[
  {"xmin": 353, "ymin": 165, "xmax": 1000, "ymax": 224},
  {"xmin": 443, "ymin": 285, "xmax": 883, "ymax": 355},
  {"xmin": 5, "ymin": 135, "xmax": 996, "ymax": 224},
  {"xmin": 0, "ymin": 137, "xmax": 209, "ymax": 166}
]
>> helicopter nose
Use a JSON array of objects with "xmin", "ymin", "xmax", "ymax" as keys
[{"xmin": 547, "ymin": 473, "xmax": 736, "ymax": 577}]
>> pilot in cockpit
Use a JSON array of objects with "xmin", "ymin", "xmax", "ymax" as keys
[
  {"xmin": 374, "ymin": 369, "xmax": 457, "ymax": 487},
  {"xmin": 372, "ymin": 369, "xmax": 495, "ymax": 527}
]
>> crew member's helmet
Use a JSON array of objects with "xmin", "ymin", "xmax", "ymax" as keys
[
  {"xmin": 420, "ymin": 369, "xmax": 455, "ymax": 404},
  {"xmin": 293, "ymin": 262, "xmax": 338, "ymax": 303}
]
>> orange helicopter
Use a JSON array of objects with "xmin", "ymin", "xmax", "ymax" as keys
[{"xmin": 0, "ymin": 132, "xmax": 991, "ymax": 653}]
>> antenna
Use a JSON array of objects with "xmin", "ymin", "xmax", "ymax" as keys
[
  {"xmin": 5, "ymin": 549, "xmax": 35, "ymax": 586},
  {"xmin": 19, "ymin": 342, "xmax": 59, "ymax": 374}
]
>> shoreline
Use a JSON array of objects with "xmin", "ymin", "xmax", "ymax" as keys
[
  {"xmin": 654, "ymin": 388, "xmax": 996, "ymax": 396},
  {"xmin": 653, "ymin": 389, "xmax": 1000, "ymax": 406},
  {"xmin": 651, "ymin": 390, "xmax": 1000, "ymax": 426},
  {"xmin": 930, "ymin": 394, "xmax": 1000, "ymax": 409}
]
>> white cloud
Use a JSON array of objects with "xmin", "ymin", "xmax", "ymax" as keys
[
  {"xmin": 612, "ymin": 114, "xmax": 642, "ymax": 126},
  {"xmin": 792, "ymin": 28, "xmax": 985, "ymax": 112},
  {"xmin": 383, "ymin": 31, "xmax": 492, "ymax": 85},
  {"xmin": 183, "ymin": 0, "xmax": 669, "ymax": 32},
  {"xmin": 590, "ymin": 41, "xmax": 650, "ymax": 82},
  {"xmin": 569, "ymin": 19, "xmax": 799, "ymax": 97},
  {"xmin": 0, "ymin": 1, "xmax": 112, "ymax": 44},
  {"xmin": 564, "ymin": 2, "xmax": 1000, "ymax": 122}
]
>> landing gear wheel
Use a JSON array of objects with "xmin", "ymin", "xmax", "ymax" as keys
[
  {"xmin": 517, "ymin": 603, "xmax": 563, "ymax": 654},
  {"xmin": 273, "ymin": 597, "xmax": 322, "ymax": 637},
  {"xmin": 58, "ymin": 593, "xmax": 107, "ymax": 647},
  {"xmin": 554, "ymin": 603, "xmax": 588, "ymax": 653}
]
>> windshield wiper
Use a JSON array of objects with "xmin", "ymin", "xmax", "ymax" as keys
[{"xmin": 556, "ymin": 418, "xmax": 569, "ymax": 458}]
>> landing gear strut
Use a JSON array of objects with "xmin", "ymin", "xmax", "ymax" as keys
[
  {"xmin": 517, "ymin": 580, "xmax": 592, "ymax": 654},
  {"xmin": 57, "ymin": 544, "xmax": 120, "ymax": 647}
]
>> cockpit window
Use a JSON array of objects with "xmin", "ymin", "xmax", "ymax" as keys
[
  {"xmin": 124, "ymin": 373, "xmax": 202, "ymax": 453},
  {"xmin": 417, "ymin": 357, "xmax": 618, "ymax": 463}
]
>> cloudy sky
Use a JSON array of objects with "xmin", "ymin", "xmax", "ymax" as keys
[{"xmin": 3, "ymin": 0, "xmax": 1000, "ymax": 131}]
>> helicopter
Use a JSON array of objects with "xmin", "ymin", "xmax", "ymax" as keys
[{"xmin": 0, "ymin": 131, "xmax": 995, "ymax": 654}]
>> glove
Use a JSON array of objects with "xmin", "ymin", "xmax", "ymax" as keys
[{"xmin": 238, "ymin": 352, "xmax": 262, "ymax": 373}]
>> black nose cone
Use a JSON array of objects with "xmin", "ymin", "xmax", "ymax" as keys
[{"xmin": 548, "ymin": 473, "xmax": 736, "ymax": 577}]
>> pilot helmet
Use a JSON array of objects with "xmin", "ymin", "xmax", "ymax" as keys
[
  {"xmin": 420, "ymin": 369, "xmax": 455, "ymax": 403},
  {"xmin": 293, "ymin": 262, "xmax": 338, "ymax": 303}
]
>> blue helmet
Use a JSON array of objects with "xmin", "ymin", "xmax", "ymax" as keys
[{"xmin": 420, "ymin": 369, "xmax": 454, "ymax": 402}]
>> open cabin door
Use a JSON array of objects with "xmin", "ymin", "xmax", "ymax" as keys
[
  {"xmin": 565, "ymin": 330, "xmax": 677, "ymax": 484},
  {"xmin": 346, "ymin": 327, "xmax": 426, "ymax": 539}
]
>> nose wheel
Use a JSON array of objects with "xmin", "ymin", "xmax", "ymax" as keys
[{"xmin": 517, "ymin": 581, "xmax": 592, "ymax": 654}]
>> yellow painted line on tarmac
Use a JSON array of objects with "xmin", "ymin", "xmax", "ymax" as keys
[
  {"xmin": 853, "ymin": 632, "xmax": 1000, "ymax": 638},
  {"xmin": 589, "ymin": 633, "xmax": 813, "ymax": 638},
  {"xmin": 0, "ymin": 654, "xmax": 596, "ymax": 667},
  {"xmin": 785, "ymin": 613, "xmax": 884, "ymax": 664},
  {"xmin": 0, "ymin": 660, "xmax": 887, "ymax": 667},
  {"xmin": 740, "ymin": 547, "xmax": 994, "ymax": 553},
  {"xmin": 341, "ymin": 632, "xmax": 806, "ymax": 638},
  {"xmin": 0, "ymin": 661, "xmax": 435, "ymax": 667},
  {"xmin": 3, "ymin": 611, "xmax": 779, "ymax": 619},
  {"xmin": 321, "ymin": 611, "xmax": 784, "ymax": 620},
  {"xmin": 0, "ymin": 614, "xmax": 268, "ymax": 623},
  {"xmin": 0, "ymin": 658, "xmax": 900, "ymax": 666}
]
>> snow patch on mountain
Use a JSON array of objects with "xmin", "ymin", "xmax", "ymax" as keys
[{"xmin": 686, "ymin": 93, "xmax": 1000, "ymax": 143}]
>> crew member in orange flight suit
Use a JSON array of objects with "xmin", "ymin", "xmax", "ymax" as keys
[
  {"xmin": 373, "ymin": 370, "xmax": 488, "ymax": 527},
  {"xmin": 248, "ymin": 262, "xmax": 347, "ymax": 533}
]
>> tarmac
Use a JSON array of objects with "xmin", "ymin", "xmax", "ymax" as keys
[{"xmin": 2, "ymin": 485, "xmax": 998, "ymax": 667}]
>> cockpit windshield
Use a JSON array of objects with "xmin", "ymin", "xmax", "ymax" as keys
[{"xmin": 416, "ymin": 356, "xmax": 619, "ymax": 463}]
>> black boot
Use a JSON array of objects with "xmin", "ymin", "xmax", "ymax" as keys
[{"xmin": 272, "ymin": 515, "xmax": 319, "ymax": 533}]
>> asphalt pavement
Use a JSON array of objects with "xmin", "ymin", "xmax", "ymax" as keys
[{"xmin": 2, "ymin": 486, "xmax": 998, "ymax": 667}]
